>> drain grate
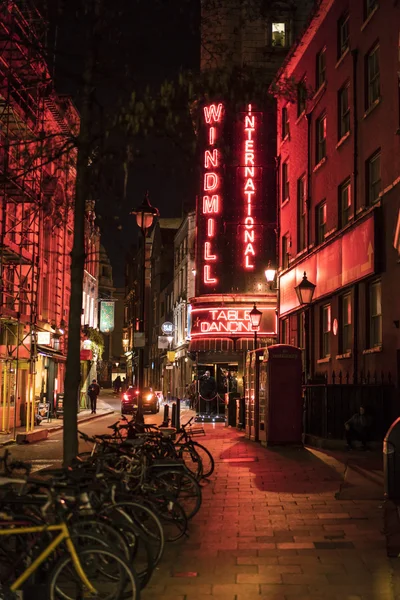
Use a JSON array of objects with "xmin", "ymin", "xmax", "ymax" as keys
[{"xmin": 220, "ymin": 457, "xmax": 258, "ymax": 463}]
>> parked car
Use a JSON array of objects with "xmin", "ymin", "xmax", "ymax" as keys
[{"xmin": 121, "ymin": 386, "xmax": 160, "ymax": 415}]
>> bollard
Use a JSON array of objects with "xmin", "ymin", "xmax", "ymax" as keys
[
  {"xmin": 171, "ymin": 403, "xmax": 177, "ymax": 429},
  {"xmin": 162, "ymin": 404, "xmax": 170, "ymax": 427},
  {"xmin": 175, "ymin": 398, "xmax": 181, "ymax": 431}
]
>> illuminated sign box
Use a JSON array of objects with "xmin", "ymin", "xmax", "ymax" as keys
[
  {"xmin": 190, "ymin": 305, "xmax": 276, "ymax": 338},
  {"xmin": 100, "ymin": 301, "xmax": 115, "ymax": 333}
]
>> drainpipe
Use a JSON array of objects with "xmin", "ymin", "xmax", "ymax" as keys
[
  {"xmin": 275, "ymin": 155, "xmax": 281, "ymax": 343},
  {"xmin": 352, "ymin": 49, "xmax": 359, "ymax": 384},
  {"xmin": 305, "ymin": 113, "xmax": 312, "ymax": 250}
]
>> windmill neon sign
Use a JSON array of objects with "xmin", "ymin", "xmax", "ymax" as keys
[{"xmin": 202, "ymin": 103, "xmax": 223, "ymax": 285}]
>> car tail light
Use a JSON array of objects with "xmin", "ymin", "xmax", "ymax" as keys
[
  {"xmin": 123, "ymin": 393, "xmax": 129, "ymax": 401},
  {"xmin": 135, "ymin": 390, "xmax": 139, "ymax": 395}
]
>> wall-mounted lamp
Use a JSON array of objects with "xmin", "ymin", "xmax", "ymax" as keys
[
  {"xmin": 192, "ymin": 268, "xmax": 196, "ymax": 276},
  {"xmin": 265, "ymin": 262, "xmax": 278, "ymax": 289}
]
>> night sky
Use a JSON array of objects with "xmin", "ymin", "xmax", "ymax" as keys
[{"xmin": 45, "ymin": 0, "xmax": 200, "ymax": 284}]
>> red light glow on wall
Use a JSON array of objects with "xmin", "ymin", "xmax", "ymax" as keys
[{"xmin": 201, "ymin": 103, "xmax": 224, "ymax": 286}]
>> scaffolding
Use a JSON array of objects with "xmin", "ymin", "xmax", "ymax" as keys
[{"xmin": 0, "ymin": 1, "xmax": 60, "ymax": 436}]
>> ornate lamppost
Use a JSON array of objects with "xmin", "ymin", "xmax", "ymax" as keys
[{"xmin": 294, "ymin": 272, "xmax": 316, "ymax": 382}]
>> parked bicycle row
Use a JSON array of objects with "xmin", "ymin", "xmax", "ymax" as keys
[{"xmin": 0, "ymin": 416, "xmax": 214, "ymax": 599}]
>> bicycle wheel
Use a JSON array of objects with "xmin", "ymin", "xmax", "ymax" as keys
[
  {"xmin": 152, "ymin": 468, "xmax": 202, "ymax": 520},
  {"xmin": 191, "ymin": 442, "xmax": 215, "ymax": 478},
  {"xmin": 48, "ymin": 546, "xmax": 140, "ymax": 600},
  {"xmin": 144, "ymin": 493, "xmax": 188, "ymax": 542},
  {"xmin": 177, "ymin": 444, "xmax": 203, "ymax": 480}
]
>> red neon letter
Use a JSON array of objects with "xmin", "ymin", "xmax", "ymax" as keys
[
  {"xmin": 203, "ymin": 195, "xmax": 219, "ymax": 213},
  {"xmin": 204, "ymin": 103, "xmax": 223, "ymax": 124},
  {"xmin": 209, "ymin": 127, "xmax": 215, "ymax": 145},
  {"xmin": 204, "ymin": 173, "xmax": 218, "ymax": 191},
  {"xmin": 204, "ymin": 242, "xmax": 216, "ymax": 261},
  {"xmin": 245, "ymin": 256, "xmax": 254, "ymax": 269},
  {"xmin": 207, "ymin": 218, "xmax": 215, "ymax": 237},
  {"xmin": 204, "ymin": 149, "xmax": 219, "ymax": 169},
  {"xmin": 204, "ymin": 265, "xmax": 217, "ymax": 284}
]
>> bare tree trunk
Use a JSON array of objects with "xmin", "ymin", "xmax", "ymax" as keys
[{"xmin": 63, "ymin": 6, "xmax": 96, "ymax": 467}]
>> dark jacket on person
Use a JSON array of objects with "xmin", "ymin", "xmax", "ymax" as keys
[
  {"xmin": 345, "ymin": 413, "xmax": 371, "ymax": 434},
  {"xmin": 88, "ymin": 383, "xmax": 100, "ymax": 398}
]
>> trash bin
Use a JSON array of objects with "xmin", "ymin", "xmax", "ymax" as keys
[{"xmin": 384, "ymin": 417, "xmax": 400, "ymax": 501}]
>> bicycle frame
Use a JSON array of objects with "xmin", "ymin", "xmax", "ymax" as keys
[{"xmin": 0, "ymin": 522, "xmax": 97, "ymax": 594}]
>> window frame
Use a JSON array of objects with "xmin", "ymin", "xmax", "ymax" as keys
[
  {"xmin": 281, "ymin": 105, "xmax": 289, "ymax": 139},
  {"xmin": 337, "ymin": 12, "xmax": 350, "ymax": 58},
  {"xmin": 364, "ymin": 0, "xmax": 378, "ymax": 20},
  {"xmin": 340, "ymin": 293, "xmax": 352, "ymax": 353},
  {"xmin": 297, "ymin": 79, "xmax": 307, "ymax": 117},
  {"xmin": 271, "ymin": 22, "xmax": 287, "ymax": 48},
  {"xmin": 366, "ymin": 150, "xmax": 381, "ymax": 205},
  {"xmin": 321, "ymin": 303, "xmax": 331, "ymax": 358},
  {"xmin": 366, "ymin": 44, "xmax": 380, "ymax": 109},
  {"xmin": 297, "ymin": 174, "xmax": 306, "ymax": 252},
  {"xmin": 339, "ymin": 178, "xmax": 352, "ymax": 228},
  {"xmin": 338, "ymin": 83, "xmax": 350, "ymax": 140},
  {"xmin": 281, "ymin": 318, "xmax": 289, "ymax": 344},
  {"xmin": 282, "ymin": 160, "xmax": 289, "ymax": 203},
  {"xmin": 368, "ymin": 280, "xmax": 382, "ymax": 348},
  {"xmin": 316, "ymin": 47, "xmax": 326, "ymax": 89},
  {"xmin": 316, "ymin": 200, "xmax": 327, "ymax": 245},
  {"xmin": 316, "ymin": 113, "xmax": 327, "ymax": 164},
  {"xmin": 281, "ymin": 233, "xmax": 289, "ymax": 269}
]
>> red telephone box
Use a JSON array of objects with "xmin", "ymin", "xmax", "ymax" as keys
[{"xmin": 245, "ymin": 344, "xmax": 303, "ymax": 445}]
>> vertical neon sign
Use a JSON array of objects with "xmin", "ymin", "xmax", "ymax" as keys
[
  {"xmin": 202, "ymin": 103, "xmax": 223, "ymax": 285},
  {"xmin": 243, "ymin": 104, "xmax": 256, "ymax": 270}
]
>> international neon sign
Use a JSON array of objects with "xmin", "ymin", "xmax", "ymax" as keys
[
  {"xmin": 190, "ymin": 306, "xmax": 276, "ymax": 337},
  {"xmin": 243, "ymin": 104, "xmax": 256, "ymax": 270},
  {"xmin": 202, "ymin": 103, "xmax": 223, "ymax": 285}
]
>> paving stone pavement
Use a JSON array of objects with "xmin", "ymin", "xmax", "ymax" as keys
[{"xmin": 142, "ymin": 425, "xmax": 400, "ymax": 600}]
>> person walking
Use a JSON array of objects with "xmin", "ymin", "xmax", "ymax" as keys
[
  {"xmin": 88, "ymin": 379, "xmax": 100, "ymax": 414},
  {"xmin": 113, "ymin": 376, "xmax": 121, "ymax": 394}
]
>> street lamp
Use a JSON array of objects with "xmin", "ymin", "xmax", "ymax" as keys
[
  {"xmin": 249, "ymin": 303, "xmax": 263, "ymax": 350},
  {"xmin": 264, "ymin": 262, "xmax": 277, "ymax": 285},
  {"xmin": 131, "ymin": 191, "xmax": 159, "ymax": 422},
  {"xmin": 294, "ymin": 272, "xmax": 316, "ymax": 383}
]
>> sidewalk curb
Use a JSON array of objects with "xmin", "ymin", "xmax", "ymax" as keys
[{"xmin": 0, "ymin": 409, "xmax": 115, "ymax": 447}]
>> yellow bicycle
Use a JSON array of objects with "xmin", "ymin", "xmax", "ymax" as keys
[{"xmin": 0, "ymin": 517, "xmax": 139, "ymax": 599}]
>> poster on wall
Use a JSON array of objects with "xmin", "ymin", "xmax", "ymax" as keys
[{"xmin": 99, "ymin": 301, "xmax": 115, "ymax": 333}]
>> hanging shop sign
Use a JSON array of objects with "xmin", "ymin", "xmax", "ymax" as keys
[
  {"xmin": 158, "ymin": 336, "xmax": 170, "ymax": 349},
  {"xmin": 80, "ymin": 349, "xmax": 93, "ymax": 361},
  {"xmin": 99, "ymin": 301, "xmax": 115, "ymax": 333},
  {"xmin": 36, "ymin": 331, "xmax": 51, "ymax": 345},
  {"xmin": 161, "ymin": 321, "xmax": 174, "ymax": 335}
]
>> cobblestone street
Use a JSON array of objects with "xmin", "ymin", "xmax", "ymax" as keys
[{"xmin": 142, "ymin": 425, "xmax": 400, "ymax": 600}]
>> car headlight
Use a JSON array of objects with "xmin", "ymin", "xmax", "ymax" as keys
[{"xmin": 146, "ymin": 394, "xmax": 153, "ymax": 401}]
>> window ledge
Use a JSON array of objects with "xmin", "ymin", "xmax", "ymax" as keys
[
  {"xmin": 313, "ymin": 156, "xmax": 327, "ymax": 173},
  {"xmin": 363, "ymin": 97, "xmax": 381, "ymax": 119},
  {"xmin": 336, "ymin": 131, "xmax": 351, "ymax": 149},
  {"xmin": 281, "ymin": 197, "xmax": 290, "ymax": 208},
  {"xmin": 335, "ymin": 47, "xmax": 350, "ymax": 69},
  {"xmin": 363, "ymin": 345, "xmax": 382, "ymax": 355},
  {"xmin": 317, "ymin": 357, "xmax": 331, "ymax": 364},
  {"xmin": 336, "ymin": 352, "xmax": 352, "ymax": 360},
  {"xmin": 361, "ymin": 5, "xmax": 379, "ymax": 31},
  {"xmin": 295, "ymin": 248, "xmax": 308, "ymax": 260},
  {"xmin": 325, "ymin": 227, "xmax": 337, "ymax": 239},
  {"xmin": 313, "ymin": 81, "xmax": 326, "ymax": 102},
  {"xmin": 295, "ymin": 110, "xmax": 306, "ymax": 126},
  {"xmin": 279, "ymin": 132, "xmax": 290, "ymax": 148}
]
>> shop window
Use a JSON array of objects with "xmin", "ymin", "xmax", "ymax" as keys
[
  {"xmin": 368, "ymin": 280, "xmax": 382, "ymax": 348},
  {"xmin": 366, "ymin": 150, "xmax": 381, "ymax": 204},
  {"xmin": 338, "ymin": 83, "xmax": 350, "ymax": 139},
  {"xmin": 338, "ymin": 12, "xmax": 349, "ymax": 58},
  {"xmin": 316, "ymin": 47, "xmax": 326, "ymax": 89},
  {"xmin": 321, "ymin": 304, "xmax": 331, "ymax": 357},
  {"xmin": 339, "ymin": 178, "xmax": 352, "ymax": 227},
  {"xmin": 340, "ymin": 293, "xmax": 352, "ymax": 353},
  {"xmin": 297, "ymin": 175, "xmax": 306, "ymax": 251}
]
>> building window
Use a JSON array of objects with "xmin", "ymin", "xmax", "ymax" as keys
[
  {"xmin": 364, "ymin": 0, "xmax": 378, "ymax": 20},
  {"xmin": 367, "ymin": 150, "xmax": 381, "ymax": 204},
  {"xmin": 339, "ymin": 179, "xmax": 352, "ymax": 227},
  {"xmin": 316, "ymin": 113, "xmax": 326, "ymax": 164},
  {"xmin": 282, "ymin": 161, "xmax": 289, "ymax": 203},
  {"xmin": 281, "ymin": 318, "xmax": 289, "ymax": 344},
  {"xmin": 271, "ymin": 23, "xmax": 287, "ymax": 47},
  {"xmin": 338, "ymin": 13, "xmax": 349, "ymax": 58},
  {"xmin": 340, "ymin": 293, "xmax": 352, "ymax": 353},
  {"xmin": 297, "ymin": 79, "xmax": 307, "ymax": 116},
  {"xmin": 366, "ymin": 44, "xmax": 380, "ymax": 109},
  {"xmin": 316, "ymin": 201, "xmax": 327, "ymax": 245},
  {"xmin": 368, "ymin": 280, "xmax": 382, "ymax": 348},
  {"xmin": 297, "ymin": 175, "xmax": 306, "ymax": 252},
  {"xmin": 338, "ymin": 83, "xmax": 350, "ymax": 139},
  {"xmin": 321, "ymin": 304, "xmax": 331, "ymax": 358},
  {"xmin": 281, "ymin": 234, "xmax": 289, "ymax": 269},
  {"xmin": 316, "ymin": 48, "xmax": 326, "ymax": 89},
  {"xmin": 281, "ymin": 106, "xmax": 289, "ymax": 139}
]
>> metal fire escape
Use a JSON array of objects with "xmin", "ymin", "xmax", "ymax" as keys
[{"xmin": 0, "ymin": 0, "xmax": 48, "ymax": 434}]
